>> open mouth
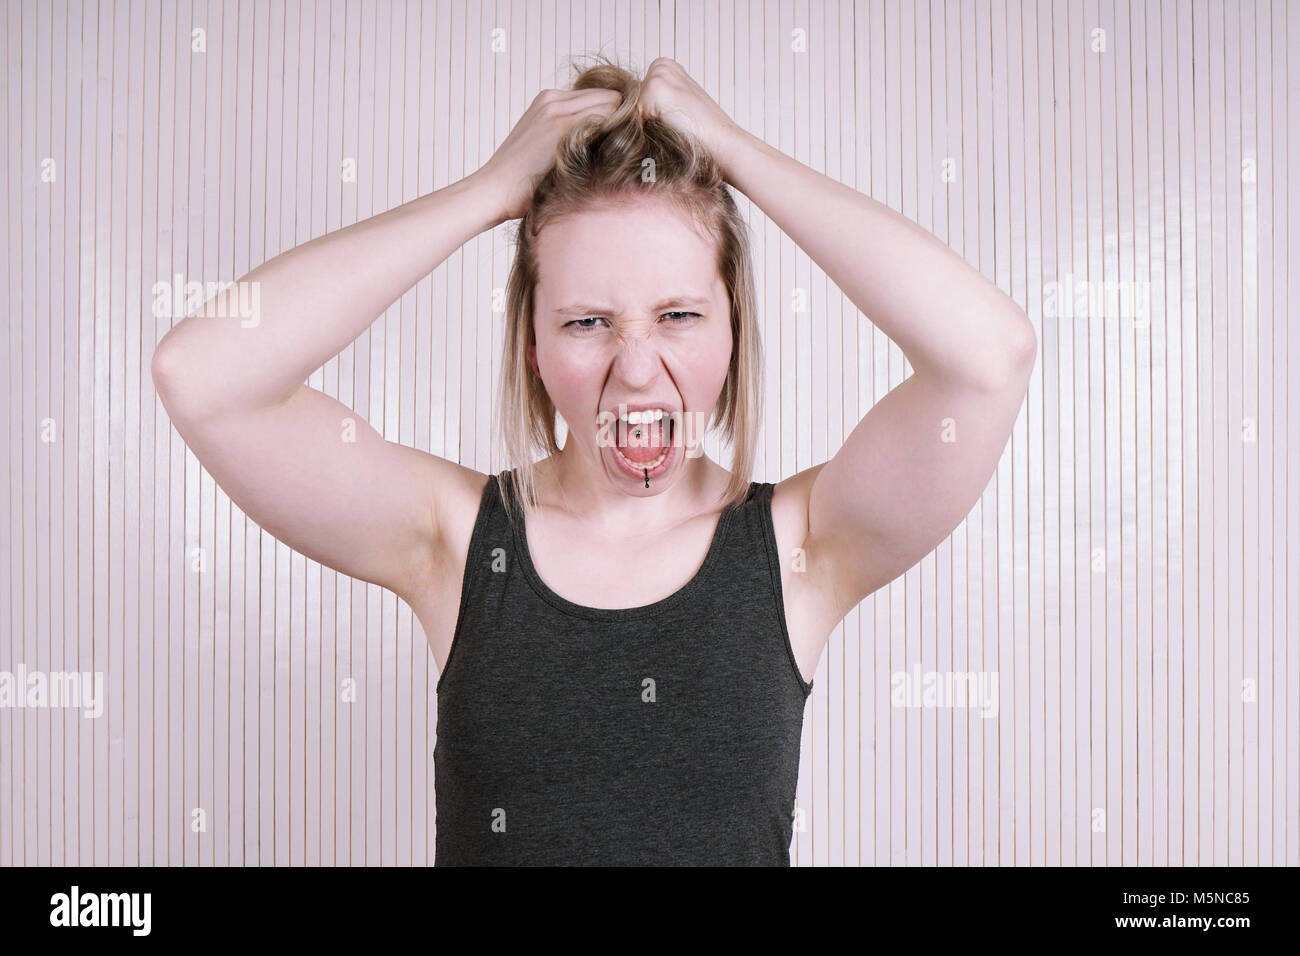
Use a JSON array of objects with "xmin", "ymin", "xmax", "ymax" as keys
[
  {"xmin": 614, "ymin": 440, "xmax": 671, "ymax": 470},
  {"xmin": 609, "ymin": 436, "xmax": 678, "ymax": 479},
  {"xmin": 601, "ymin": 410, "xmax": 678, "ymax": 481}
]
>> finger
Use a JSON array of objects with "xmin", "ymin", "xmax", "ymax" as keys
[
  {"xmin": 552, "ymin": 88, "xmax": 623, "ymax": 114},
  {"xmin": 637, "ymin": 98, "xmax": 665, "ymax": 121}
]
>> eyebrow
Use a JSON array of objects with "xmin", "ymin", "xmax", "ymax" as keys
[{"xmin": 554, "ymin": 296, "xmax": 711, "ymax": 317}]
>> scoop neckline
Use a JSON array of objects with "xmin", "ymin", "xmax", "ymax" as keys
[{"xmin": 504, "ymin": 469, "xmax": 746, "ymax": 622}]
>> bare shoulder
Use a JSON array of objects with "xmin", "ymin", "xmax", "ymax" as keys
[
  {"xmin": 772, "ymin": 460, "xmax": 875, "ymax": 610},
  {"xmin": 768, "ymin": 462, "xmax": 858, "ymax": 687},
  {"xmin": 770, "ymin": 462, "xmax": 839, "ymax": 600},
  {"xmin": 391, "ymin": 455, "xmax": 490, "ymax": 605},
  {"xmin": 429, "ymin": 459, "xmax": 493, "ymax": 569},
  {"xmin": 395, "ymin": 457, "xmax": 491, "ymax": 674},
  {"xmin": 770, "ymin": 462, "xmax": 824, "ymax": 541}
]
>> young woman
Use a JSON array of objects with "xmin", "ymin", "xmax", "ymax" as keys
[{"xmin": 151, "ymin": 57, "xmax": 1036, "ymax": 866}]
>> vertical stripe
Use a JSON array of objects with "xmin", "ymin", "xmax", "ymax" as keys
[{"xmin": 0, "ymin": 0, "xmax": 1296, "ymax": 868}]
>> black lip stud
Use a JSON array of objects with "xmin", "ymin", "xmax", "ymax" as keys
[{"xmin": 644, "ymin": 468, "xmax": 650, "ymax": 489}]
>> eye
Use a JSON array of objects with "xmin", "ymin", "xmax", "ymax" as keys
[
  {"xmin": 563, "ymin": 312, "xmax": 701, "ymax": 331},
  {"xmin": 565, "ymin": 316, "xmax": 607, "ymax": 331}
]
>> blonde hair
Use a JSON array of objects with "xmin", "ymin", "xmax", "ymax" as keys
[{"xmin": 494, "ymin": 54, "xmax": 763, "ymax": 527}]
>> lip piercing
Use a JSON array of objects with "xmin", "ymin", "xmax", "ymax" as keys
[{"xmin": 644, "ymin": 468, "xmax": 650, "ymax": 489}]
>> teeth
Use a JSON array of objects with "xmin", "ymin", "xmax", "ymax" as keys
[
  {"xmin": 615, "ymin": 444, "xmax": 671, "ymax": 471},
  {"xmin": 618, "ymin": 408, "xmax": 667, "ymax": 424}
]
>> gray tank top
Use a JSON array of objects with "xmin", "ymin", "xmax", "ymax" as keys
[{"xmin": 433, "ymin": 468, "xmax": 814, "ymax": 865}]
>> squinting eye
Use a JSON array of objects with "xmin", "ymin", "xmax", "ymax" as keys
[{"xmin": 564, "ymin": 312, "xmax": 700, "ymax": 331}]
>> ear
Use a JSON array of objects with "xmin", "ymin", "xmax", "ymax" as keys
[{"xmin": 528, "ymin": 343, "xmax": 539, "ymax": 377}]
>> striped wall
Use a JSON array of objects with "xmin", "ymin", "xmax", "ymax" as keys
[{"xmin": 3, "ymin": 0, "xmax": 1297, "ymax": 866}]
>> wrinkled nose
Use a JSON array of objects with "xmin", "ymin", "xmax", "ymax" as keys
[
  {"xmin": 610, "ymin": 322, "xmax": 658, "ymax": 354},
  {"xmin": 605, "ymin": 334, "xmax": 673, "ymax": 398},
  {"xmin": 609, "ymin": 333, "xmax": 664, "ymax": 374}
]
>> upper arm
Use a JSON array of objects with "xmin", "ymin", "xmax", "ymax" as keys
[
  {"xmin": 154, "ymin": 371, "xmax": 457, "ymax": 601},
  {"xmin": 806, "ymin": 338, "xmax": 1035, "ymax": 606}
]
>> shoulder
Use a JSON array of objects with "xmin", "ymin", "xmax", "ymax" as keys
[
  {"xmin": 769, "ymin": 461, "xmax": 865, "ymax": 621},
  {"xmin": 769, "ymin": 462, "xmax": 825, "ymax": 544},
  {"xmin": 433, "ymin": 462, "xmax": 494, "ymax": 554},
  {"xmin": 392, "ymin": 458, "xmax": 491, "ymax": 604}
]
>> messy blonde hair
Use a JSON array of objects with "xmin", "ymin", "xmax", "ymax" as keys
[{"xmin": 495, "ymin": 54, "xmax": 763, "ymax": 527}]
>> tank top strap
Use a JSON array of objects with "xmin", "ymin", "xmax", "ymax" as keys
[
  {"xmin": 437, "ymin": 471, "xmax": 507, "ymax": 696},
  {"xmin": 712, "ymin": 479, "xmax": 813, "ymax": 697}
]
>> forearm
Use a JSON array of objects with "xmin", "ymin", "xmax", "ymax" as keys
[
  {"xmin": 152, "ymin": 172, "xmax": 506, "ymax": 418},
  {"xmin": 720, "ymin": 126, "xmax": 1035, "ymax": 388}
]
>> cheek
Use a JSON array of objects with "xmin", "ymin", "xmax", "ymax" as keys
[
  {"xmin": 533, "ymin": 342, "xmax": 601, "ymax": 407},
  {"xmin": 682, "ymin": 324, "xmax": 733, "ymax": 394}
]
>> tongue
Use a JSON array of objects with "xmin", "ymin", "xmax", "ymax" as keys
[{"xmin": 617, "ymin": 418, "xmax": 667, "ymax": 463}]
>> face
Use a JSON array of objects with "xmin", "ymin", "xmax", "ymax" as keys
[{"xmin": 528, "ymin": 197, "xmax": 732, "ymax": 496}]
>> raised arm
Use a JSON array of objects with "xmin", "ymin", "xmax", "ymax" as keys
[
  {"xmin": 719, "ymin": 123, "xmax": 1036, "ymax": 605},
  {"xmin": 150, "ymin": 175, "xmax": 504, "ymax": 599},
  {"xmin": 150, "ymin": 86, "xmax": 624, "ymax": 600},
  {"xmin": 636, "ymin": 57, "xmax": 1036, "ymax": 608}
]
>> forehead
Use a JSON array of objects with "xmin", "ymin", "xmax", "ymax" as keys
[{"xmin": 533, "ymin": 199, "xmax": 724, "ymax": 308}]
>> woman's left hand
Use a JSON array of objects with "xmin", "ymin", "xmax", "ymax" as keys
[{"xmin": 638, "ymin": 58, "xmax": 745, "ymax": 177}]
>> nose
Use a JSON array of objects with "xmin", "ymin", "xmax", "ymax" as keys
[
  {"xmin": 603, "ymin": 323, "xmax": 676, "ymax": 395},
  {"xmin": 607, "ymin": 325, "xmax": 669, "ymax": 382}
]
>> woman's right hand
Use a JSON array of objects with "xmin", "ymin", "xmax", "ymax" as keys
[{"xmin": 472, "ymin": 88, "xmax": 623, "ymax": 221}]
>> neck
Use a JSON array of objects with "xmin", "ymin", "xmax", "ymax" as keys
[{"xmin": 538, "ymin": 439, "xmax": 726, "ymax": 533}]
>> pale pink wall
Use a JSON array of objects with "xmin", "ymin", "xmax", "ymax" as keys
[{"xmin": 2, "ymin": 0, "xmax": 1297, "ymax": 866}]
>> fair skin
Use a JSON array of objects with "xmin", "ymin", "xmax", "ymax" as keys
[
  {"xmin": 526, "ymin": 199, "xmax": 733, "ymax": 523},
  {"xmin": 507, "ymin": 195, "xmax": 740, "ymax": 618},
  {"xmin": 151, "ymin": 58, "xmax": 1035, "ymax": 689}
]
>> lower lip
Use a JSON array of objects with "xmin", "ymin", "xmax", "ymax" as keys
[{"xmin": 606, "ymin": 435, "xmax": 680, "ymax": 481}]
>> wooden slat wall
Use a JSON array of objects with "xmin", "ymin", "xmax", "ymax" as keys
[{"xmin": 2, "ymin": 0, "xmax": 1296, "ymax": 866}]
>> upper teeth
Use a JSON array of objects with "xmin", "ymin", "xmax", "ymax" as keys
[{"xmin": 619, "ymin": 409, "xmax": 667, "ymax": 424}]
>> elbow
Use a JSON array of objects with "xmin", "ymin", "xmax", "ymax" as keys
[
  {"xmin": 1010, "ymin": 315, "xmax": 1038, "ymax": 375},
  {"xmin": 150, "ymin": 333, "xmax": 186, "ymax": 401},
  {"xmin": 150, "ymin": 334, "xmax": 208, "ymax": 423},
  {"xmin": 150, "ymin": 341, "xmax": 174, "ymax": 399},
  {"xmin": 150, "ymin": 342, "xmax": 186, "ymax": 421},
  {"xmin": 973, "ymin": 311, "xmax": 1037, "ymax": 393}
]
